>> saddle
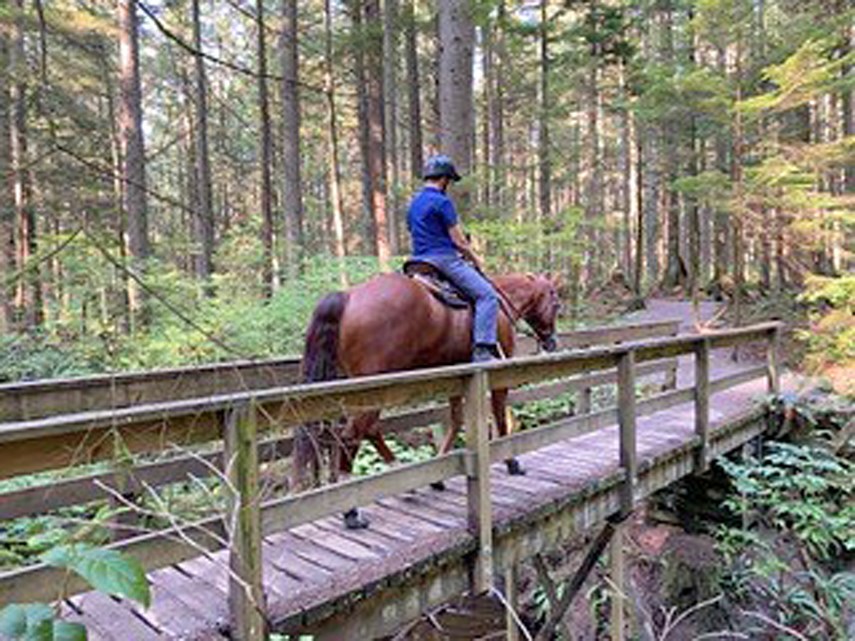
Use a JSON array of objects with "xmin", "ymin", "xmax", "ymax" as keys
[{"xmin": 402, "ymin": 260, "xmax": 471, "ymax": 309}]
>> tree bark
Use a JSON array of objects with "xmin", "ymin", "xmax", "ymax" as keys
[
  {"xmin": 383, "ymin": 0, "xmax": 400, "ymax": 254},
  {"xmin": 438, "ymin": 0, "xmax": 475, "ymax": 209},
  {"xmin": 584, "ymin": 2, "xmax": 603, "ymax": 288},
  {"xmin": 191, "ymin": 0, "xmax": 214, "ymax": 287},
  {"xmin": 403, "ymin": 0, "xmax": 423, "ymax": 185},
  {"xmin": 0, "ymin": 31, "xmax": 14, "ymax": 331},
  {"xmin": 256, "ymin": 0, "xmax": 275, "ymax": 296},
  {"xmin": 491, "ymin": 1, "xmax": 507, "ymax": 209},
  {"xmin": 537, "ymin": 0, "xmax": 551, "ymax": 224},
  {"xmin": 712, "ymin": 45, "xmax": 730, "ymax": 289},
  {"xmin": 349, "ymin": 0, "xmax": 374, "ymax": 250},
  {"xmin": 118, "ymin": 0, "xmax": 150, "ymax": 327},
  {"xmin": 323, "ymin": 0, "xmax": 347, "ymax": 285},
  {"xmin": 280, "ymin": 0, "xmax": 304, "ymax": 276},
  {"xmin": 364, "ymin": 0, "xmax": 391, "ymax": 267}
]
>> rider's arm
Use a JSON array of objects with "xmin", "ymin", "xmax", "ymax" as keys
[{"xmin": 449, "ymin": 225, "xmax": 484, "ymax": 270}]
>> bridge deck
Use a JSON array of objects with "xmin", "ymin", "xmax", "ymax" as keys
[{"xmin": 56, "ymin": 353, "xmax": 783, "ymax": 640}]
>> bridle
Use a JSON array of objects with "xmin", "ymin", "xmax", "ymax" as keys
[{"xmin": 477, "ymin": 269, "xmax": 559, "ymax": 352}]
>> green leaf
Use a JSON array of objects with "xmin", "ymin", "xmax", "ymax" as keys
[
  {"xmin": 52, "ymin": 621, "xmax": 87, "ymax": 641},
  {"xmin": 41, "ymin": 545, "xmax": 150, "ymax": 608},
  {"xmin": 0, "ymin": 604, "xmax": 85, "ymax": 641}
]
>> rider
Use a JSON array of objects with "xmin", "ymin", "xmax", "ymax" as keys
[{"xmin": 406, "ymin": 155, "xmax": 500, "ymax": 363}]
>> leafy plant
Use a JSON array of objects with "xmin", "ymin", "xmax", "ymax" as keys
[
  {"xmin": 715, "ymin": 442, "xmax": 855, "ymax": 639},
  {"xmin": 0, "ymin": 544, "xmax": 151, "ymax": 641}
]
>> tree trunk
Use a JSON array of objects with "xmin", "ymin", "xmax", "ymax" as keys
[
  {"xmin": 280, "ymin": 0, "xmax": 304, "ymax": 277},
  {"xmin": 712, "ymin": 46, "xmax": 730, "ymax": 289},
  {"xmin": 403, "ymin": 0, "xmax": 423, "ymax": 185},
  {"xmin": 660, "ymin": 1, "xmax": 685, "ymax": 291},
  {"xmin": 191, "ymin": 0, "xmax": 214, "ymax": 288},
  {"xmin": 584, "ymin": 7, "xmax": 603, "ymax": 289},
  {"xmin": 118, "ymin": 0, "xmax": 150, "ymax": 327},
  {"xmin": 256, "ymin": 0, "xmax": 275, "ymax": 296},
  {"xmin": 620, "ymin": 60, "xmax": 633, "ymax": 279},
  {"xmin": 438, "ymin": 0, "xmax": 475, "ymax": 209},
  {"xmin": 537, "ymin": 0, "xmax": 551, "ymax": 224},
  {"xmin": 491, "ymin": 1, "xmax": 507, "ymax": 209},
  {"xmin": 0, "ymin": 31, "xmax": 14, "ymax": 332},
  {"xmin": 364, "ymin": 0, "xmax": 390, "ymax": 267},
  {"xmin": 323, "ymin": 0, "xmax": 348, "ymax": 285},
  {"xmin": 383, "ymin": 0, "xmax": 400, "ymax": 254},
  {"xmin": 349, "ymin": 0, "xmax": 374, "ymax": 250}
]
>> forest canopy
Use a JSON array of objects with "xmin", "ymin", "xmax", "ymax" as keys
[{"xmin": 0, "ymin": 0, "xmax": 852, "ymax": 378}]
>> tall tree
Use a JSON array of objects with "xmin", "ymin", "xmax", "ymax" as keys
[
  {"xmin": 280, "ymin": 0, "xmax": 304, "ymax": 276},
  {"xmin": 0, "ymin": 30, "xmax": 14, "ymax": 331},
  {"xmin": 438, "ymin": 0, "xmax": 475, "ymax": 208},
  {"xmin": 403, "ymin": 0, "xmax": 423, "ymax": 184},
  {"xmin": 118, "ymin": 0, "xmax": 149, "ymax": 326},
  {"xmin": 323, "ymin": 0, "xmax": 347, "ymax": 284},
  {"xmin": 256, "ymin": 0, "xmax": 275, "ymax": 296},
  {"xmin": 490, "ymin": 1, "xmax": 507, "ymax": 209},
  {"xmin": 584, "ymin": 0, "xmax": 604, "ymax": 287},
  {"xmin": 364, "ymin": 0, "xmax": 390, "ymax": 266},
  {"xmin": 383, "ymin": 0, "xmax": 400, "ymax": 253},
  {"xmin": 537, "ymin": 0, "xmax": 552, "ymax": 223},
  {"xmin": 349, "ymin": 0, "xmax": 374, "ymax": 246},
  {"xmin": 191, "ymin": 0, "xmax": 214, "ymax": 286}
]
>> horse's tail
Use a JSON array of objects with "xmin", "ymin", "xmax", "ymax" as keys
[
  {"xmin": 294, "ymin": 291, "xmax": 348, "ymax": 490},
  {"xmin": 301, "ymin": 291, "xmax": 347, "ymax": 383}
]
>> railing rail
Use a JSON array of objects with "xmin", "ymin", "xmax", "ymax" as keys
[
  {"xmin": 0, "ymin": 319, "xmax": 680, "ymax": 422},
  {"xmin": 0, "ymin": 321, "xmax": 782, "ymax": 641}
]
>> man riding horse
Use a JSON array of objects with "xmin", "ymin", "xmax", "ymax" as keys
[
  {"xmin": 407, "ymin": 155, "xmax": 501, "ymax": 363},
  {"xmin": 296, "ymin": 155, "xmax": 563, "ymax": 529}
]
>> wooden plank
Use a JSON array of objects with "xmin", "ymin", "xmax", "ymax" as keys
[
  {"xmin": 0, "ymin": 320, "xmax": 681, "ymax": 423},
  {"xmin": 767, "ymin": 325, "xmax": 781, "ymax": 394},
  {"xmin": 617, "ymin": 352, "xmax": 637, "ymax": 516},
  {"xmin": 694, "ymin": 339, "xmax": 711, "ymax": 473},
  {"xmin": 223, "ymin": 403, "xmax": 266, "ymax": 641},
  {"xmin": 489, "ymin": 408, "xmax": 618, "ymax": 463},
  {"xmin": 465, "ymin": 369, "xmax": 494, "ymax": 593},
  {"xmin": 709, "ymin": 366, "xmax": 767, "ymax": 395},
  {"xmin": 609, "ymin": 520, "xmax": 626, "ymax": 641},
  {"xmin": 71, "ymin": 592, "xmax": 163, "ymax": 640},
  {"xmin": 0, "ymin": 358, "xmax": 302, "ymax": 421}
]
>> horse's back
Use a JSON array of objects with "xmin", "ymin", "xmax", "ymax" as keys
[{"xmin": 338, "ymin": 273, "xmax": 470, "ymax": 375}]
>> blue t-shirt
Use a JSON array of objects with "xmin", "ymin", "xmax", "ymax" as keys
[{"xmin": 407, "ymin": 186, "xmax": 459, "ymax": 258}]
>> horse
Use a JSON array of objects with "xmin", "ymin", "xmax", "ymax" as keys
[{"xmin": 294, "ymin": 269, "xmax": 562, "ymax": 529}]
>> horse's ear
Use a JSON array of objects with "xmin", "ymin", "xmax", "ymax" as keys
[
  {"xmin": 525, "ymin": 272, "xmax": 536, "ymax": 281},
  {"xmin": 550, "ymin": 272, "xmax": 566, "ymax": 293}
]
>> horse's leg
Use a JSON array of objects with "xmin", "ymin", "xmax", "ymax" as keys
[
  {"xmin": 431, "ymin": 396, "xmax": 464, "ymax": 491},
  {"xmin": 338, "ymin": 411, "xmax": 381, "ymax": 529},
  {"xmin": 492, "ymin": 388, "xmax": 525, "ymax": 476}
]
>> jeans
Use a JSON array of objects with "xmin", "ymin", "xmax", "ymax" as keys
[{"xmin": 421, "ymin": 254, "xmax": 498, "ymax": 346}]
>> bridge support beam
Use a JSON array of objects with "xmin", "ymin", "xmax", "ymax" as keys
[
  {"xmin": 465, "ymin": 369, "xmax": 494, "ymax": 594},
  {"xmin": 609, "ymin": 519, "xmax": 627, "ymax": 641},
  {"xmin": 617, "ymin": 351, "xmax": 637, "ymax": 516},
  {"xmin": 224, "ymin": 403, "xmax": 267, "ymax": 641},
  {"xmin": 694, "ymin": 338, "xmax": 711, "ymax": 473}
]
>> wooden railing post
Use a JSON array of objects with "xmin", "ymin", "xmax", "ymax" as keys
[
  {"xmin": 223, "ymin": 402, "xmax": 266, "ymax": 641},
  {"xmin": 616, "ymin": 351, "xmax": 637, "ymax": 517},
  {"xmin": 464, "ymin": 369, "xmax": 494, "ymax": 593},
  {"xmin": 609, "ymin": 520, "xmax": 626, "ymax": 641},
  {"xmin": 578, "ymin": 386, "xmax": 592, "ymax": 415},
  {"xmin": 766, "ymin": 324, "xmax": 781, "ymax": 394},
  {"xmin": 694, "ymin": 338, "xmax": 711, "ymax": 473}
]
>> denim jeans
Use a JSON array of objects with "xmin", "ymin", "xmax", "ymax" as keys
[{"xmin": 421, "ymin": 254, "xmax": 498, "ymax": 346}]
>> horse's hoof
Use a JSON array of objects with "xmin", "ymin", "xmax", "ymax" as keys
[
  {"xmin": 506, "ymin": 458, "xmax": 526, "ymax": 476},
  {"xmin": 343, "ymin": 508, "xmax": 369, "ymax": 530},
  {"xmin": 430, "ymin": 480, "xmax": 446, "ymax": 491}
]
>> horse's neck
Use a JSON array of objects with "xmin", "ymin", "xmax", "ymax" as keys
[{"xmin": 494, "ymin": 275, "xmax": 537, "ymax": 316}]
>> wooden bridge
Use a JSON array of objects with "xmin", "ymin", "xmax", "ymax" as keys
[{"xmin": 0, "ymin": 318, "xmax": 786, "ymax": 640}]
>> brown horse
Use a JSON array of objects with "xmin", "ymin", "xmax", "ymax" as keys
[{"xmin": 295, "ymin": 271, "xmax": 562, "ymax": 528}]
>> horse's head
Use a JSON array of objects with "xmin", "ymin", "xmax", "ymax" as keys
[{"xmin": 517, "ymin": 273, "xmax": 564, "ymax": 352}]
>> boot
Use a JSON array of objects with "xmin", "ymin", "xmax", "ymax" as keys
[{"xmin": 472, "ymin": 343, "xmax": 499, "ymax": 363}]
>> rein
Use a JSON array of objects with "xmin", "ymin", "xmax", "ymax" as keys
[{"xmin": 476, "ymin": 267, "xmax": 552, "ymax": 347}]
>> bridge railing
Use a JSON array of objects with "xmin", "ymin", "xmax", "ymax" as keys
[
  {"xmin": 0, "ymin": 319, "xmax": 681, "ymax": 524},
  {"xmin": 0, "ymin": 321, "xmax": 781, "ymax": 639}
]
